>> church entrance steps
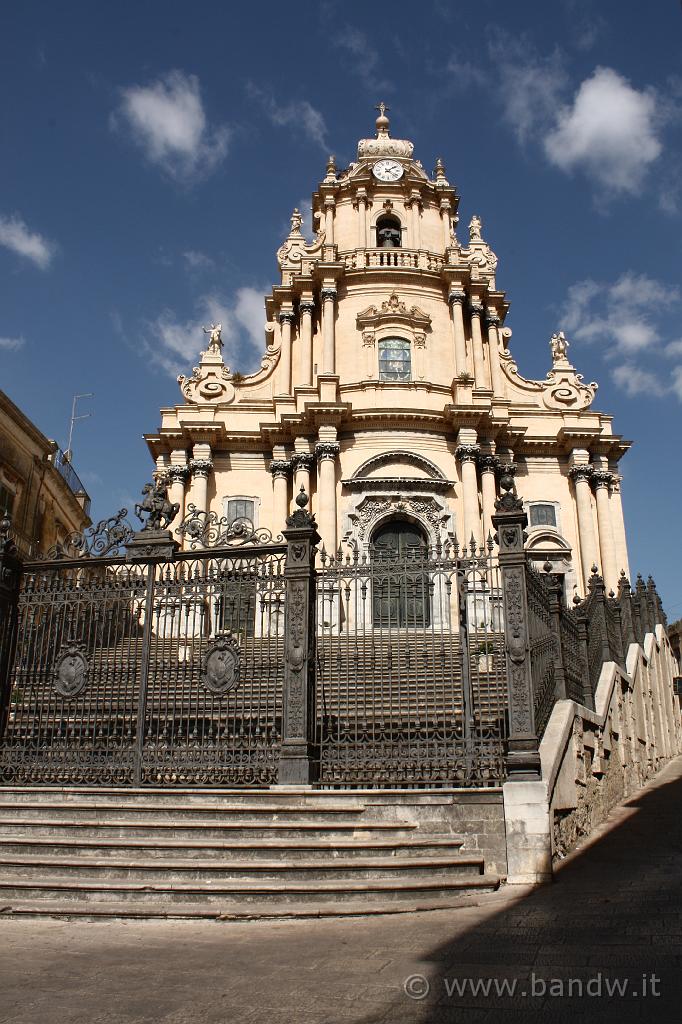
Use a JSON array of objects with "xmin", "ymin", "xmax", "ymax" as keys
[{"xmin": 0, "ymin": 786, "xmax": 501, "ymax": 918}]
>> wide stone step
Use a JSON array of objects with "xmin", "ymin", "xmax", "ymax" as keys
[
  {"xmin": 0, "ymin": 892, "xmax": 491, "ymax": 920},
  {"xmin": 0, "ymin": 853, "xmax": 485, "ymax": 882},
  {"xmin": 0, "ymin": 873, "xmax": 500, "ymax": 905},
  {"xmin": 0, "ymin": 818, "xmax": 419, "ymax": 841},
  {"xmin": 0, "ymin": 834, "xmax": 466, "ymax": 861},
  {"xmin": 0, "ymin": 801, "xmax": 370, "ymax": 822}
]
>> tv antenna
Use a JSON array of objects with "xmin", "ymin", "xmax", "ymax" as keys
[{"xmin": 64, "ymin": 392, "xmax": 94, "ymax": 462}]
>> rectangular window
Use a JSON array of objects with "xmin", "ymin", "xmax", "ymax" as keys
[
  {"xmin": 0, "ymin": 483, "xmax": 15, "ymax": 516},
  {"xmin": 227, "ymin": 498, "xmax": 255, "ymax": 525},
  {"xmin": 378, "ymin": 337, "xmax": 411, "ymax": 381},
  {"xmin": 529, "ymin": 503, "xmax": 557, "ymax": 528}
]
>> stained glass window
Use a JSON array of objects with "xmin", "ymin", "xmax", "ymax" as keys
[{"xmin": 378, "ymin": 338, "xmax": 411, "ymax": 381}]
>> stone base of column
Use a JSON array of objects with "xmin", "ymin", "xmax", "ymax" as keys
[
  {"xmin": 502, "ymin": 779, "xmax": 552, "ymax": 883},
  {"xmin": 278, "ymin": 741, "xmax": 318, "ymax": 785}
]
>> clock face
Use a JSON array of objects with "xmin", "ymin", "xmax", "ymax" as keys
[{"xmin": 373, "ymin": 159, "xmax": 404, "ymax": 182}]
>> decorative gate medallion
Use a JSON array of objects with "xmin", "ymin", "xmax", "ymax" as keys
[
  {"xmin": 201, "ymin": 635, "xmax": 241, "ymax": 695},
  {"xmin": 53, "ymin": 644, "xmax": 89, "ymax": 699}
]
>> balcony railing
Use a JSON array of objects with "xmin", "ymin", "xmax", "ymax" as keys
[
  {"xmin": 52, "ymin": 449, "xmax": 91, "ymax": 515},
  {"xmin": 340, "ymin": 248, "xmax": 445, "ymax": 272}
]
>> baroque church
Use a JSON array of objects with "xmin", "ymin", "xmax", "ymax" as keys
[{"xmin": 146, "ymin": 106, "xmax": 629, "ymax": 602}]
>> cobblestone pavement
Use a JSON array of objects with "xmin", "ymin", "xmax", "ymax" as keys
[{"xmin": 2, "ymin": 757, "xmax": 682, "ymax": 1024}]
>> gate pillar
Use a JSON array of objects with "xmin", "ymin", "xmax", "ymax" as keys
[
  {"xmin": 491, "ymin": 474, "xmax": 541, "ymax": 781},
  {"xmin": 0, "ymin": 514, "xmax": 22, "ymax": 739},
  {"xmin": 279, "ymin": 488, "xmax": 320, "ymax": 785}
]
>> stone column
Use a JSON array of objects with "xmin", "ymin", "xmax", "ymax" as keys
[
  {"xmin": 479, "ymin": 453, "xmax": 499, "ymax": 545},
  {"xmin": 456, "ymin": 437, "xmax": 481, "ymax": 547},
  {"xmin": 299, "ymin": 300, "xmax": 314, "ymax": 388},
  {"xmin": 406, "ymin": 193, "xmax": 421, "ymax": 249},
  {"xmin": 440, "ymin": 199, "xmax": 452, "ymax": 251},
  {"xmin": 485, "ymin": 311, "xmax": 506, "ymax": 399},
  {"xmin": 278, "ymin": 310, "xmax": 294, "ymax": 395},
  {"xmin": 292, "ymin": 451, "xmax": 315, "ymax": 498},
  {"xmin": 593, "ymin": 471, "xmax": 618, "ymax": 593},
  {"xmin": 569, "ymin": 459, "xmax": 598, "ymax": 591},
  {"xmin": 315, "ymin": 441, "xmax": 340, "ymax": 554},
  {"xmin": 320, "ymin": 288, "xmax": 337, "ymax": 375},
  {"xmin": 469, "ymin": 300, "xmax": 487, "ymax": 389},
  {"xmin": 354, "ymin": 191, "xmax": 367, "ymax": 248},
  {"xmin": 167, "ymin": 463, "xmax": 189, "ymax": 530},
  {"xmin": 270, "ymin": 459, "xmax": 291, "ymax": 531},
  {"xmin": 189, "ymin": 446, "xmax": 212, "ymax": 515},
  {"xmin": 608, "ymin": 474, "xmax": 630, "ymax": 579},
  {"xmin": 448, "ymin": 290, "xmax": 468, "ymax": 377},
  {"xmin": 324, "ymin": 198, "xmax": 335, "ymax": 246}
]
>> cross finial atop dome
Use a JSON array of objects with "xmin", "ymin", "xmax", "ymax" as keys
[{"xmin": 374, "ymin": 101, "xmax": 390, "ymax": 136}]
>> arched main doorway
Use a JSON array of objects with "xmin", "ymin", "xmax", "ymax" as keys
[{"xmin": 371, "ymin": 519, "xmax": 430, "ymax": 627}]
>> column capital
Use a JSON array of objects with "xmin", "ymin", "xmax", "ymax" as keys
[
  {"xmin": 299, "ymin": 300, "xmax": 315, "ymax": 316},
  {"xmin": 448, "ymin": 289, "xmax": 466, "ymax": 306},
  {"xmin": 315, "ymin": 442, "xmax": 340, "ymax": 463},
  {"xmin": 279, "ymin": 311, "xmax": 296, "ymax": 326},
  {"xmin": 469, "ymin": 299, "xmax": 484, "ymax": 316},
  {"xmin": 291, "ymin": 452, "xmax": 316, "ymax": 471},
  {"xmin": 568, "ymin": 465, "xmax": 593, "ymax": 484},
  {"xmin": 269, "ymin": 459, "xmax": 292, "ymax": 479},
  {"xmin": 320, "ymin": 287, "xmax": 337, "ymax": 302},
  {"xmin": 168, "ymin": 465, "xmax": 190, "ymax": 483},
  {"xmin": 189, "ymin": 458, "xmax": 213, "ymax": 479},
  {"xmin": 478, "ymin": 453, "xmax": 500, "ymax": 474},
  {"xmin": 456, "ymin": 444, "xmax": 480, "ymax": 464},
  {"xmin": 485, "ymin": 311, "xmax": 501, "ymax": 328},
  {"xmin": 591, "ymin": 470, "xmax": 613, "ymax": 490}
]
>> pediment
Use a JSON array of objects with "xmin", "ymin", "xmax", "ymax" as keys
[
  {"xmin": 342, "ymin": 451, "xmax": 454, "ymax": 493},
  {"xmin": 357, "ymin": 291, "xmax": 431, "ymax": 332}
]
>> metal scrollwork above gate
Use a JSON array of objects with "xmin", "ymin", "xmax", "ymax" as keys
[
  {"xmin": 53, "ymin": 643, "xmax": 90, "ymax": 699},
  {"xmin": 200, "ymin": 634, "xmax": 241, "ymax": 695}
]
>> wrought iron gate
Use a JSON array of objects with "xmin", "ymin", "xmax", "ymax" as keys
[
  {"xmin": 316, "ymin": 539, "xmax": 508, "ymax": 787},
  {"xmin": 0, "ymin": 534, "xmax": 287, "ymax": 787}
]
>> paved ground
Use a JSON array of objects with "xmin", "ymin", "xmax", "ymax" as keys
[{"xmin": 2, "ymin": 758, "xmax": 682, "ymax": 1024}]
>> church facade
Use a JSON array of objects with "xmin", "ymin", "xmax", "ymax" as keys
[{"xmin": 145, "ymin": 108, "xmax": 630, "ymax": 602}]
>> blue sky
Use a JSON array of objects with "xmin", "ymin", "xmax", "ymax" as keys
[{"xmin": 0, "ymin": 0, "xmax": 680, "ymax": 613}]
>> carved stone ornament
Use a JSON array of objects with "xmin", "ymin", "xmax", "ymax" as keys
[
  {"xmin": 500, "ymin": 349, "xmax": 598, "ymax": 412},
  {"xmin": 347, "ymin": 493, "xmax": 450, "ymax": 542},
  {"xmin": 356, "ymin": 291, "xmax": 431, "ymax": 338},
  {"xmin": 270, "ymin": 459, "xmax": 291, "ymax": 479},
  {"xmin": 177, "ymin": 346, "xmax": 236, "ymax": 405},
  {"xmin": 455, "ymin": 444, "xmax": 480, "ymax": 464},
  {"xmin": 315, "ymin": 442, "xmax": 340, "ymax": 462},
  {"xmin": 201, "ymin": 635, "xmax": 240, "ymax": 696},
  {"xmin": 277, "ymin": 208, "xmax": 325, "ymax": 270},
  {"xmin": 54, "ymin": 644, "xmax": 89, "ymax": 699}
]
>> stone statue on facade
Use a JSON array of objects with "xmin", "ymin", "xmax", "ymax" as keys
[
  {"xmin": 550, "ymin": 331, "xmax": 570, "ymax": 365},
  {"xmin": 469, "ymin": 214, "xmax": 482, "ymax": 242},
  {"xmin": 203, "ymin": 323, "xmax": 223, "ymax": 353}
]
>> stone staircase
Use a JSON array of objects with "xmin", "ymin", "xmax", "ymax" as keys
[{"xmin": 0, "ymin": 786, "xmax": 501, "ymax": 919}]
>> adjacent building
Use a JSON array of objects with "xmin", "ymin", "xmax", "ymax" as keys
[{"xmin": 0, "ymin": 389, "xmax": 91, "ymax": 556}]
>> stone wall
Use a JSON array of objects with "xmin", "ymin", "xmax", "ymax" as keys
[{"xmin": 541, "ymin": 624, "xmax": 682, "ymax": 861}]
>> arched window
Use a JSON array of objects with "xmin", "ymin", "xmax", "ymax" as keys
[
  {"xmin": 376, "ymin": 214, "xmax": 402, "ymax": 248},
  {"xmin": 378, "ymin": 338, "xmax": 411, "ymax": 381}
]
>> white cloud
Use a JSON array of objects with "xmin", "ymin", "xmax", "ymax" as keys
[
  {"xmin": 0, "ymin": 335, "xmax": 24, "ymax": 351},
  {"xmin": 145, "ymin": 288, "xmax": 267, "ymax": 378},
  {"xmin": 612, "ymin": 364, "xmax": 665, "ymax": 397},
  {"xmin": 544, "ymin": 67, "xmax": 662, "ymax": 193},
  {"xmin": 560, "ymin": 272, "xmax": 682, "ymax": 401},
  {"xmin": 490, "ymin": 40, "xmax": 568, "ymax": 144},
  {"xmin": 0, "ymin": 214, "xmax": 55, "ymax": 269},
  {"xmin": 183, "ymin": 250, "xmax": 214, "ymax": 270},
  {"xmin": 333, "ymin": 26, "xmax": 392, "ymax": 94},
  {"xmin": 248, "ymin": 85, "xmax": 328, "ymax": 152},
  {"xmin": 113, "ymin": 70, "xmax": 230, "ymax": 182}
]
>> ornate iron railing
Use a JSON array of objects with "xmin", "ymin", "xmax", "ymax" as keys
[
  {"xmin": 315, "ymin": 540, "xmax": 507, "ymax": 787},
  {"xmin": 524, "ymin": 565, "xmax": 558, "ymax": 739}
]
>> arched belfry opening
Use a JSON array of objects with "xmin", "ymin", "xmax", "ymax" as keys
[
  {"xmin": 376, "ymin": 214, "xmax": 402, "ymax": 248},
  {"xmin": 370, "ymin": 518, "xmax": 430, "ymax": 627}
]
